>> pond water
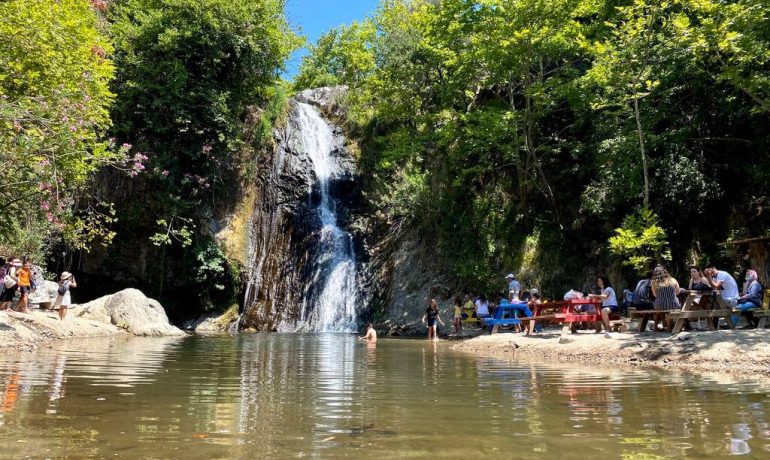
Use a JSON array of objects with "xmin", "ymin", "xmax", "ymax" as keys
[{"xmin": 0, "ymin": 334, "xmax": 768, "ymax": 459}]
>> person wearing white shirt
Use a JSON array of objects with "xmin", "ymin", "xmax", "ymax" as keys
[{"xmin": 705, "ymin": 264, "xmax": 739, "ymax": 307}]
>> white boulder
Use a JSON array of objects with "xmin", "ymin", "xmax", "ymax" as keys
[{"xmin": 76, "ymin": 288, "xmax": 184, "ymax": 337}]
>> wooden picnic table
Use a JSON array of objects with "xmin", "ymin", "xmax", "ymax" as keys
[
  {"xmin": 520, "ymin": 298, "xmax": 616, "ymax": 334},
  {"xmin": 669, "ymin": 290, "xmax": 735, "ymax": 334}
]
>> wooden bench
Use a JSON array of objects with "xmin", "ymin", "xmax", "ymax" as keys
[
  {"xmin": 731, "ymin": 308, "xmax": 770, "ymax": 328},
  {"xmin": 759, "ymin": 311, "xmax": 770, "ymax": 328},
  {"xmin": 562, "ymin": 312, "xmax": 621, "ymax": 334},
  {"xmin": 630, "ymin": 310, "xmax": 660, "ymax": 332}
]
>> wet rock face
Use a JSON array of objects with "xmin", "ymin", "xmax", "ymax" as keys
[
  {"xmin": 240, "ymin": 87, "xmax": 364, "ymax": 331},
  {"xmin": 295, "ymin": 86, "xmax": 348, "ymax": 118}
]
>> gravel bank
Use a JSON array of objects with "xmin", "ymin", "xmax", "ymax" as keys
[{"xmin": 451, "ymin": 328, "xmax": 770, "ymax": 378}]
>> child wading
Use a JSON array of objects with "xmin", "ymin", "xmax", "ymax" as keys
[
  {"xmin": 422, "ymin": 298, "xmax": 444, "ymax": 341},
  {"xmin": 53, "ymin": 272, "xmax": 76, "ymax": 320}
]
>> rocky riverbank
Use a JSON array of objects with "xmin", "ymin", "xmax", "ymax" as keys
[
  {"xmin": 451, "ymin": 328, "xmax": 770, "ymax": 378},
  {"xmin": 0, "ymin": 288, "xmax": 184, "ymax": 350}
]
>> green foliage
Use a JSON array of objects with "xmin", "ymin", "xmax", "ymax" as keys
[
  {"xmin": 109, "ymin": 0, "xmax": 301, "ymax": 224},
  {"xmin": 0, "ymin": 0, "xmax": 125, "ymax": 257},
  {"xmin": 609, "ymin": 209, "xmax": 671, "ymax": 274},
  {"xmin": 301, "ymin": 0, "xmax": 770, "ymax": 294},
  {"xmin": 293, "ymin": 20, "xmax": 376, "ymax": 91},
  {"xmin": 97, "ymin": 0, "xmax": 299, "ymax": 312}
]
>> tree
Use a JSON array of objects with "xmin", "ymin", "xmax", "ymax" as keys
[
  {"xmin": 293, "ymin": 20, "xmax": 376, "ymax": 91},
  {"xmin": 609, "ymin": 208, "xmax": 671, "ymax": 274},
  {"xmin": 108, "ymin": 0, "xmax": 300, "ymax": 243},
  {"xmin": 0, "ymin": 0, "xmax": 127, "ymax": 258}
]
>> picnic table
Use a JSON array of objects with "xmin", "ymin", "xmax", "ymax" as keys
[
  {"xmin": 668, "ymin": 290, "xmax": 735, "ymax": 334},
  {"xmin": 485, "ymin": 301, "xmax": 532, "ymax": 334},
  {"xmin": 520, "ymin": 298, "xmax": 616, "ymax": 334},
  {"xmin": 630, "ymin": 290, "xmax": 735, "ymax": 333}
]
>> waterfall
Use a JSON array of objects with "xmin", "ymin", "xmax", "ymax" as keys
[{"xmin": 295, "ymin": 102, "xmax": 360, "ymax": 332}]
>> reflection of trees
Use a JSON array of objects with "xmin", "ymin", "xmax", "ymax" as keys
[{"xmin": 0, "ymin": 336, "xmax": 768, "ymax": 458}]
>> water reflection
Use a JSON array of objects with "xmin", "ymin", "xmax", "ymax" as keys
[{"xmin": 0, "ymin": 335, "xmax": 767, "ymax": 459}]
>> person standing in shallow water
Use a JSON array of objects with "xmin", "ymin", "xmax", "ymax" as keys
[
  {"xmin": 53, "ymin": 272, "xmax": 76, "ymax": 320},
  {"xmin": 422, "ymin": 299, "xmax": 444, "ymax": 341}
]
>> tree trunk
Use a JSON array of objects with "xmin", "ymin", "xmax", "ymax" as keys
[{"xmin": 633, "ymin": 97, "xmax": 650, "ymax": 208}]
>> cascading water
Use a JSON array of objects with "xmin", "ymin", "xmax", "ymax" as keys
[{"xmin": 295, "ymin": 102, "xmax": 360, "ymax": 332}]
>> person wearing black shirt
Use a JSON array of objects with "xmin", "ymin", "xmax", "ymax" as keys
[{"xmin": 422, "ymin": 299, "xmax": 444, "ymax": 341}]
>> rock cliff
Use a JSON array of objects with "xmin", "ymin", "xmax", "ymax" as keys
[{"xmin": 239, "ymin": 87, "xmax": 363, "ymax": 331}]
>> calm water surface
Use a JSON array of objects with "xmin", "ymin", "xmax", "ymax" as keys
[{"xmin": 0, "ymin": 334, "xmax": 768, "ymax": 459}]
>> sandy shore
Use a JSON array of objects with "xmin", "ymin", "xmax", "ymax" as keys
[
  {"xmin": 451, "ymin": 326, "xmax": 770, "ymax": 378},
  {"xmin": 0, "ymin": 309, "xmax": 125, "ymax": 351}
]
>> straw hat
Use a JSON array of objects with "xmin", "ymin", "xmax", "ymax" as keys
[
  {"xmin": 61, "ymin": 271, "xmax": 73, "ymax": 281},
  {"xmin": 10, "ymin": 259, "xmax": 21, "ymax": 267}
]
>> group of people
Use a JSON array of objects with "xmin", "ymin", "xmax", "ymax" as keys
[
  {"xmin": 628, "ymin": 263, "xmax": 764, "ymax": 329},
  {"xmin": 405, "ymin": 262, "xmax": 765, "ymax": 341},
  {"xmin": 0, "ymin": 256, "xmax": 77, "ymax": 320}
]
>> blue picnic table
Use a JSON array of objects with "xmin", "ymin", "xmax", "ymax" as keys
[{"xmin": 485, "ymin": 300, "xmax": 535, "ymax": 334}]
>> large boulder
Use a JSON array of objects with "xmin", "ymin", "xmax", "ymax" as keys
[
  {"xmin": 76, "ymin": 288, "xmax": 184, "ymax": 337},
  {"xmin": 28, "ymin": 280, "xmax": 60, "ymax": 307}
]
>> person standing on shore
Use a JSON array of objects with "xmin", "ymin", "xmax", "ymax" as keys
[
  {"xmin": 53, "ymin": 272, "xmax": 76, "ymax": 320},
  {"xmin": 505, "ymin": 274, "xmax": 521, "ymax": 301},
  {"xmin": 15, "ymin": 261, "xmax": 33, "ymax": 313},
  {"xmin": 452, "ymin": 297, "xmax": 463, "ymax": 333},
  {"xmin": 0, "ymin": 259, "xmax": 21, "ymax": 311},
  {"xmin": 422, "ymin": 299, "xmax": 444, "ymax": 341}
]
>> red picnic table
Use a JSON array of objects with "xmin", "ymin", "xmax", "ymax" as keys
[{"xmin": 522, "ymin": 298, "xmax": 619, "ymax": 334}]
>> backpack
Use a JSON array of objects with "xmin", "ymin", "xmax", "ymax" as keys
[{"xmin": 57, "ymin": 281, "xmax": 68, "ymax": 296}]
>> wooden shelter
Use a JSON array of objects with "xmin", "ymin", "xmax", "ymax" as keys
[{"xmin": 722, "ymin": 236, "xmax": 770, "ymax": 285}]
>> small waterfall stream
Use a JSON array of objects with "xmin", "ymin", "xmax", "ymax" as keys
[{"xmin": 295, "ymin": 102, "xmax": 359, "ymax": 332}]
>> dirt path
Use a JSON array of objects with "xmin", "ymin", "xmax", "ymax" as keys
[{"xmin": 451, "ymin": 328, "xmax": 770, "ymax": 378}]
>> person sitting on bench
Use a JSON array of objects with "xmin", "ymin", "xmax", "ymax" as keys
[
  {"xmin": 737, "ymin": 269, "xmax": 763, "ymax": 328},
  {"xmin": 632, "ymin": 270, "xmax": 654, "ymax": 311},
  {"xmin": 705, "ymin": 264, "xmax": 740, "ymax": 307},
  {"xmin": 587, "ymin": 276, "xmax": 618, "ymax": 338}
]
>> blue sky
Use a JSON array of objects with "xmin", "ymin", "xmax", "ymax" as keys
[{"xmin": 283, "ymin": 0, "xmax": 380, "ymax": 79}]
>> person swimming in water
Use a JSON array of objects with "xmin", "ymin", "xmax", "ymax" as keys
[{"xmin": 358, "ymin": 323, "xmax": 377, "ymax": 342}]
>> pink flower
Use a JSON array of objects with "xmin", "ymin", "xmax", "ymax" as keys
[
  {"xmin": 122, "ymin": 143, "xmax": 133, "ymax": 150},
  {"xmin": 46, "ymin": 212, "xmax": 55, "ymax": 222},
  {"xmin": 41, "ymin": 202, "xmax": 50, "ymax": 211}
]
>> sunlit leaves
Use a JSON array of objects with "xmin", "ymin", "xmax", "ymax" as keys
[{"xmin": 0, "ymin": 0, "xmax": 122, "ymax": 257}]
